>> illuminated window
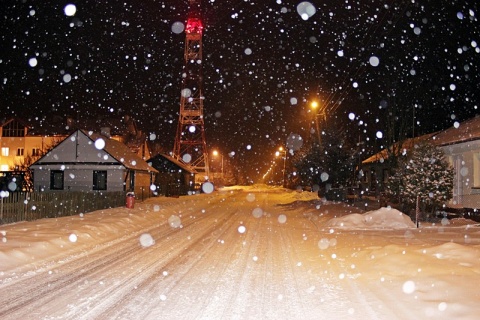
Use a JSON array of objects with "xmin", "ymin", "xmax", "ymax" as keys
[{"xmin": 1, "ymin": 147, "xmax": 9, "ymax": 156}]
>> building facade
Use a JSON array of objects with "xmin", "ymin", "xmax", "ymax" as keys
[
  {"xmin": 361, "ymin": 116, "xmax": 480, "ymax": 210},
  {"xmin": 0, "ymin": 116, "xmax": 151, "ymax": 172},
  {"xmin": 30, "ymin": 130, "xmax": 157, "ymax": 195},
  {"xmin": 0, "ymin": 118, "xmax": 63, "ymax": 171}
]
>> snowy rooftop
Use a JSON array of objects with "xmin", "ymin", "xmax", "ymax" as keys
[{"xmin": 430, "ymin": 116, "xmax": 480, "ymax": 147}]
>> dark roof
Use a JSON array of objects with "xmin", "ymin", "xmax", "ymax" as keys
[
  {"xmin": 83, "ymin": 130, "xmax": 157, "ymax": 173},
  {"xmin": 147, "ymin": 153, "xmax": 196, "ymax": 174},
  {"xmin": 0, "ymin": 117, "xmax": 31, "ymax": 129},
  {"xmin": 22, "ymin": 115, "xmax": 139, "ymax": 137}
]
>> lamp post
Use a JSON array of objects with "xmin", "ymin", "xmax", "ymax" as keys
[
  {"xmin": 275, "ymin": 147, "xmax": 287, "ymax": 187},
  {"xmin": 310, "ymin": 101, "xmax": 322, "ymax": 144},
  {"xmin": 212, "ymin": 150, "xmax": 224, "ymax": 181}
]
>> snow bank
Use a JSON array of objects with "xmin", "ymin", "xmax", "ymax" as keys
[
  {"xmin": 325, "ymin": 207, "xmax": 416, "ymax": 229},
  {"xmin": 0, "ymin": 207, "xmax": 160, "ymax": 272},
  {"xmin": 0, "ymin": 186, "xmax": 479, "ymax": 319}
]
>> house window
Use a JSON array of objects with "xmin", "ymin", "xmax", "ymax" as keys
[
  {"xmin": 362, "ymin": 170, "xmax": 369, "ymax": 183},
  {"xmin": 383, "ymin": 169, "xmax": 390, "ymax": 183},
  {"xmin": 50, "ymin": 170, "xmax": 64, "ymax": 190},
  {"xmin": 1, "ymin": 147, "xmax": 9, "ymax": 156},
  {"xmin": 16, "ymin": 148, "xmax": 24, "ymax": 156},
  {"xmin": 474, "ymin": 153, "xmax": 480, "ymax": 188},
  {"xmin": 93, "ymin": 170, "xmax": 107, "ymax": 190},
  {"xmin": 32, "ymin": 148, "xmax": 41, "ymax": 157}
]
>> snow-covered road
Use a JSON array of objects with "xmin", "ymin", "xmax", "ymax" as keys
[{"xmin": 1, "ymin": 186, "xmax": 479, "ymax": 319}]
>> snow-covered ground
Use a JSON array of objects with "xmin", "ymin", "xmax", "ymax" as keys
[{"xmin": 0, "ymin": 185, "xmax": 479, "ymax": 319}]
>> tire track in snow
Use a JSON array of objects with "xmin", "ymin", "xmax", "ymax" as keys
[
  {"xmin": 147, "ymin": 192, "xmax": 263, "ymax": 319},
  {"xmin": 205, "ymin": 193, "xmax": 326, "ymax": 319},
  {"xmin": 94, "ymin": 195, "xmax": 245, "ymax": 319},
  {"xmin": 0, "ymin": 193, "xmax": 228, "ymax": 319}
]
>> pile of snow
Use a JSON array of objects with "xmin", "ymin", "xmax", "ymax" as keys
[
  {"xmin": 0, "ymin": 186, "xmax": 479, "ymax": 319},
  {"xmin": 326, "ymin": 207, "xmax": 416, "ymax": 229},
  {"xmin": 222, "ymin": 185, "xmax": 320, "ymax": 203}
]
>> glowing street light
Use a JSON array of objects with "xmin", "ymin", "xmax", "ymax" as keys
[
  {"xmin": 212, "ymin": 150, "xmax": 224, "ymax": 181},
  {"xmin": 310, "ymin": 100, "xmax": 322, "ymax": 144},
  {"xmin": 275, "ymin": 147, "xmax": 287, "ymax": 187}
]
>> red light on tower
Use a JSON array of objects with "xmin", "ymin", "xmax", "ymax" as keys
[{"xmin": 186, "ymin": 18, "xmax": 203, "ymax": 34}]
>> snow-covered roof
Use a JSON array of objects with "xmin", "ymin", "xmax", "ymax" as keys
[
  {"xmin": 429, "ymin": 116, "xmax": 480, "ymax": 147},
  {"xmin": 31, "ymin": 129, "xmax": 157, "ymax": 173},
  {"xmin": 83, "ymin": 130, "xmax": 157, "ymax": 173},
  {"xmin": 362, "ymin": 133, "xmax": 435, "ymax": 164},
  {"xmin": 147, "ymin": 153, "xmax": 196, "ymax": 174},
  {"xmin": 363, "ymin": 115, "xmax": 480, "ymax": 165}
]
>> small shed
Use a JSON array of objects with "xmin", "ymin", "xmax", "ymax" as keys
[
  {"xmin": 30, "ymin": 130, "xmax": 157, "ymax": 197},
  {"xmin": 147, "ymin": 153, "xmax": 196, "ymax": 196}
]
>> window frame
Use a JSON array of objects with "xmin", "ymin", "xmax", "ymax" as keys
[
  {"xmin": 50, "ymin": 170, "xmax": 64, "ymax": 190},
  {"xmin": 1, "ymin": 147, "xmax": 9, "ymax": 156},
  {"xmin": 93, "ymin": 170, "xmax": 108, "ymax": 190},
  {"xmin": 32, "ymin": 148, "xmax": 41, "ymax": 157}
]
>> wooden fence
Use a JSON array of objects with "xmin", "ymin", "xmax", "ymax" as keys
[{"xmin": 0, "ymin": 191, "xmax": 128, "ymax": 224}]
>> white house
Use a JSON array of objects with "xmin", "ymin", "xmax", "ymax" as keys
[
  {"xmin": 361, "ymin": 116, "xmax": 480, "ymax": 210},
  {"xmin": 431, "ymin": 116, "xmax": 480, "ymax": 209},
  {"xmin": 30, "ymin": 129, "xmax": 157, "ymax": 195}
]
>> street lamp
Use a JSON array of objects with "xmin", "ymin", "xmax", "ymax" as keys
[
  {"xmin": 275, "ymin": 147, "xmax": 287, "ymax": 188},
  {"xmin": 212, "ymin": 150, "xmax": 224, "ymax": 181},
  {"xmin": 310, "ymin": 100, "xmax": 322, "ymax": 144}
]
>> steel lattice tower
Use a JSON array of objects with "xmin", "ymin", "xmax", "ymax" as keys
[{"xmin": 173, "ymin": 0, "xmax": 210, "ymax": 181}]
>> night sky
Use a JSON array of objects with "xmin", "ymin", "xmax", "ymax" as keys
[{"xmin": 1, "ymin": 0, "xmax": 479, "ymax": 179}]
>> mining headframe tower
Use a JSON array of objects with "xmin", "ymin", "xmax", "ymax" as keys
[{"xmin": 173, "ymin": 0, "xmax": 210, "ymax": 182}]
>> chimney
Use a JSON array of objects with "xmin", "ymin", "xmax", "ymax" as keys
[{"xmin": 100, "ymin": 127, "xmax": 111, "ymax": 138}]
